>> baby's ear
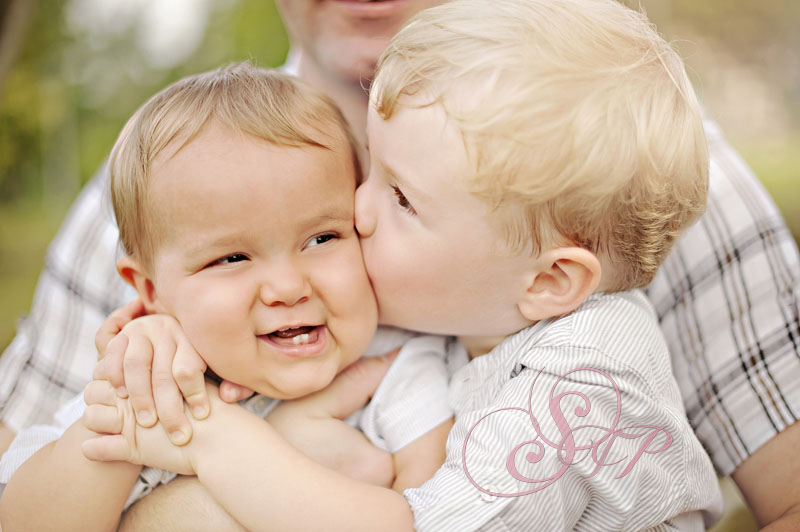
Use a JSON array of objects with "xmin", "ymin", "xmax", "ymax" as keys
[
  {"xmin": 117, "ymin": 256, "xmax": 166, "ymax": 314},
  {"xmin": 516, "ymin": 247, "xmax": 601, "ymax": 322}
]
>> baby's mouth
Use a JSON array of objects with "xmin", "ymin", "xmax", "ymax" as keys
[{"xmin": 267, "ymin": 326, "xmax": 321, "ymax": 347}]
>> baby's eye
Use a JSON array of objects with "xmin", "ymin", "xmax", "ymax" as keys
[
  {"xmin": 391, "ymin": 185, "xmax": 417, "ymax": 216},
  {"xmin": 212, "ymin": 253, "xmax": 248, "ymax": 266},
  {"xmin": 306, "ymin": 233, "xmax": 338, "ymax": 248}
]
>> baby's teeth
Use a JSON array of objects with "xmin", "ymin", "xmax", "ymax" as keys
[{"xmin": 291, "ymin": 333, "xmax": 311, "ymax": 345}]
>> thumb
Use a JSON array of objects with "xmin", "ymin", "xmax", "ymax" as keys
[
  {"xmin": 303, "ymin": 348, "xmax": 400, "ymax": 420},
  {"xmin": 95, "ymin": 298, "xmax": 146, "ymax": 360}
]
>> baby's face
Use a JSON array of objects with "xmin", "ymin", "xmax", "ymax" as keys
[
  {"xmin": 146, "ymin": 123, "xmax": 377, "ymax": 399},
  {"xmin": 356, "ymin": 101, "xmax": 535, "ymax": 341}
]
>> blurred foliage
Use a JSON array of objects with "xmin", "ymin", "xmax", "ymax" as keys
[
  {"xmin": 0, "ymin": 0, "xmax": 288, "ymax": 209},
  {"xmin": 637, "ymin": 0, "xmax": 800, "ymax": 248}
]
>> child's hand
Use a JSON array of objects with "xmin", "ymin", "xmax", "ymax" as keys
[
  {"xmin": 266, "ymin": 351, "xmax": 399, "ymax": 487},
  {"xmin": 94, "ymin": 297, "xmax": 147, "ymax": 359},
  {"xmin": 81, "ymin": 378, "xmax": 196, "ymax": 475},
  {"xmin": 94, "ymin": 313, "xmax": 209, "ymax": 445},
  {"xmin": 95, "ymin": 304, "xmax": 256, "ymax": 445}
]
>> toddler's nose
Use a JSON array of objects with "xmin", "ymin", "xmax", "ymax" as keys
[{"xmin": 355, "ymin": 181, "xmax": 376, "ymax": 238}]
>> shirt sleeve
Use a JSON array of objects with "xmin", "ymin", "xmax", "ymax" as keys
[
  {"xmin": 405, "ymin": 353, "xmax": 721, "ymax": 532},
  {"xmin": 647, "ymin": 118, "xmax": 800, "ymax": 475},
  {"xmin": 0, "ymin": 165, "xmax": 136, "ymax": 431},
  {"xmin": 0, "ymin": 392, "xmax": 85, "ymax": 483},
  {"xmin": 358, "ymin": 335, "xmax": 453, "ymax": 453}
]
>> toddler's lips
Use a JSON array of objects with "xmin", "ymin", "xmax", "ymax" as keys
[{"xmin": 259, "ymin": 326, "xmax": 327, "ymax": 358}]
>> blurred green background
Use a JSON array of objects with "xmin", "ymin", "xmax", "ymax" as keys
[{"xmin": 0, "ymin": 1, "xmax": 796, "ymax": 530}]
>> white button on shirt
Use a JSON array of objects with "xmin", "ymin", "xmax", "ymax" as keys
[{"xmin": 480, "ymin": 486, "xmax": 499, "ymax": 503}]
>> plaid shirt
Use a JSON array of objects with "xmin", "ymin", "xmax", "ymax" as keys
[{"xmin": 1, "ymin": 118, "xmax": 798, "ymax": 477}]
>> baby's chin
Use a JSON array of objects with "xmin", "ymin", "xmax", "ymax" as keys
[{"xmin": 260, "ymin": 373, "xmax": 338, "ymax": 401}]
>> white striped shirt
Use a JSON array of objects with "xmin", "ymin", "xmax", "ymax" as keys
[{"xmin": 406, "ymin": 291, "xmax": 723, "ymax": 532}]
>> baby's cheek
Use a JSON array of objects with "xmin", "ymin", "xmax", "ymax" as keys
[{"xmin": 179, "ymin": 298, "xmax": 243, "ymax": 365}]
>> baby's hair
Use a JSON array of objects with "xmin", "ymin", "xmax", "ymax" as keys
[
  {"xmin": 110, "ymin": 62, "xmax": 358, "ymax": 271},
  {"xmin": 372, "ymin": 0, "xmax": 708, "ymax": 290}
]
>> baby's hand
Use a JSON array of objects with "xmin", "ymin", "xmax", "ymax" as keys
[
  {"xmin": 95, "ymin": 303, "xmax": 257, "ymax": 445},
  {"xmin": 81, "ymin": 379, "xmax": 195, "ymax": 475},
  {"xmin": 94, "ymin": 313, "xmax": 209, "ymax": 445}
]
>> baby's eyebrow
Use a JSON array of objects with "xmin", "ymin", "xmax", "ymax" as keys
[
  {"xmin": 185, "ymin": 234, "xmax": 242, "ymax": 254},
  {"xmin": 298, "ymin": 209, "xmax": 355, "ymax": 229}
]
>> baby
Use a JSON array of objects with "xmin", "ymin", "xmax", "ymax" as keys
[{"xmin": 0, "ymin": 63, "xmax": 452, "ymax": 531}]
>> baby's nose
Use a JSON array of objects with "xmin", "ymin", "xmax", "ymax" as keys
[{"xmin": 259, "ymin": 262, "xmax": 311, "ymax": 307}]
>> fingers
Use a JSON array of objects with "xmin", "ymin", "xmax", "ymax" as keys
[
  {"xmin": 95, "ymin": 298, "xmax": 146, "ymax": 359},
  {"xmin": 151, "ymin": 337, "xmax": 192, "ymax": 446},
  {"xmin": 94, "ymin": 334, "xmax": 129, "ymax": 396},
  {"xmin": 84, "ymin": 404, "xmax": 124, "ymax": 435},
  {"xmin": 173, "ymin": 339, "xmax": 210, "ymax": 419},
  {"xmin": 94, "ymin": 312, "xmax": 212, "ymax": 448},
  {"xmin": 122, "ymin": 333, "xmax": 157, "ymax": 427},
  {"xmin": 82, "ymin": 434, "xmax": 132, "ymax": 463},
  {"xmin": 218, "ymin": 381, "xmax": 255, "ymax": 404},
  {"xmin": 83, "ymin": 380, "xmax": 124, "ymax": 439},
  {"xmin": 84, "ymin": 379, "xmax": 118, "ymax": 407}
]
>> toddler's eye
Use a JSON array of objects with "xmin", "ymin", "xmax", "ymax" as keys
[
  {"xmin": 306, "ymin": 233, "xmax": 338, "ymax": 248},
  {"xmin": 391, "ymin": 185, "xmax": 416, "ymax": 215}
]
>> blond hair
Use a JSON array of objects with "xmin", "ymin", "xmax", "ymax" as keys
[
  {"xmin": 372, "ymin": 0, "xmax": 708, "ymax": 290},
  {"xmin": 110, "ymin": 62, "xmax": 358, "ymax": 271}
]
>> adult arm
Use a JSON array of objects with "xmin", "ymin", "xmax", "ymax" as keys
[
  {"xmin": 118, "ymin": 476, "xmax": 247, "ymax": 532},
  {"xmin": 732, "ymin": 420, "xmax": 800, "ymax": 531}
]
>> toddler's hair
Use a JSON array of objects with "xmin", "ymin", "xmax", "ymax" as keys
[
  {"xmin": 110, "ymin": 62, "xmax": 358, "ymax": 271},
  {"xmin": 372, "ymin": 0, "xmax": 708, "ymax": 290}
]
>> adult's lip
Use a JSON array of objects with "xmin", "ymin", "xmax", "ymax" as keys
[
  {"xmin": 328, "ymin": 0, "xmax": 410, "ymax": 20},
  {"xmin": 258, "ymin": 325, "xmax": 328, "ymax": 358}
]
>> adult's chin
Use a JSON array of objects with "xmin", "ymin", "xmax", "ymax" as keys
[{"xmin": 317, "ymin": 37, "xmax": 389, "ymax": 84}]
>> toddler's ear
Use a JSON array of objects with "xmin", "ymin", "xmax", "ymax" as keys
[
  {"xmin": 517, "ymin": 247, "xmax": 601, "ymax": 322},
  {"xmin": 117, "ymin": 256, "xmax": 167, "ymax": 314}
]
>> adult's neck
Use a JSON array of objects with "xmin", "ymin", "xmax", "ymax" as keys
[{"xmin": 293, "ymin": 49, "xmax": 371, "ymax": 152}]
